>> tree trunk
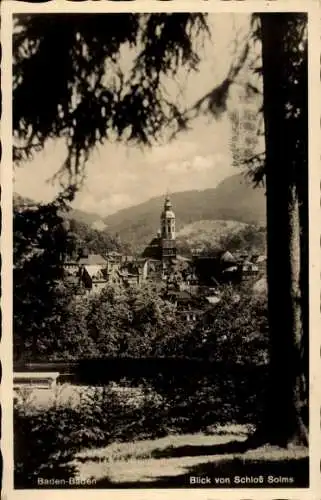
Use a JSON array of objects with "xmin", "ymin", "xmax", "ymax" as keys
[{"xmin": 252, "ymin": 14, "xmax": 308, "ymax": 447}]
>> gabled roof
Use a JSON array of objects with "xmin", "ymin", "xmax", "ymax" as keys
[
  {"xmin": 220, "ymin": 251, "xmax": 236, "ymax": 263},
  {"xmin": 83, "ymin": 265, "xmax": 104, "ymax": 279},
  {"xmin": 223, "ymin": 265, "xmax": 238, "ymax": 273},
  {"xmin": 176, "ymin": 255, "xmax": 191, "ymax": 262},
  {"xmin": 78, "ymin": 254, "xmax": 107, "ymax": 266},
  {"xmin": 205, "ymin": 296, "xmax": 221, "ymax": 305}
]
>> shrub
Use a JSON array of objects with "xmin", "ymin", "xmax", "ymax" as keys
[
  {"xmin": 14, "ymin": 382, "xmax": 170, "ymax": 488},
  {"xmin": 14, "ymin": 363, "xmax": 269, "ymax": 488},
  {"xmin": 178, "ymin": 288, "xmax": 269, "ymax": 365},
  {"xmin": 14, "ymin": 403, "xmax": 83, "ymax": 487}
]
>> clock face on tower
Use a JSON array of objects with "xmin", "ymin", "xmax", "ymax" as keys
[
  {"xmin": 161, "ymin": 195, "xmax": 176, "ymax": 241},
  {"xmin": 142, "ymin": 195, "xmax": 177, "ymax": 262}
]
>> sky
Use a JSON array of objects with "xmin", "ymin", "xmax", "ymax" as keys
[{"xmin": 14, "ymin": 13, "xmax": 262, "ymax": 217}]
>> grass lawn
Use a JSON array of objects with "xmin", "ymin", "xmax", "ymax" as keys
[
  {"xmin": 15, "ymin": 385, "xmax": 309, "ymax": 489},
  {"xmin": 70, "ymin": 424, "xmax": 308, "ymax": 488}
]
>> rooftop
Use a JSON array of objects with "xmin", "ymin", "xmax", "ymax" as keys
[{"xmin": 78, "ymin": 254, "xmax": 107, "ymax": 266}]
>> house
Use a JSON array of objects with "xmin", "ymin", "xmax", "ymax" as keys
[
  {"xmin": 118, "ymin": 268, "xmax": 140, "ymax": 287},
  {"xmin": 63, "ymin": 250, "xmax": 154, "ymax": 292},
  {"xmin": 121, "ymin": 255, "xmax": 135, "ymax": 264},
  {"xmin": 80, "ymin": 265, "xmax": 107, "ymax": 294},
  {"xmin": 105, "ymin": 260, "xmax": 122, "ymax": 284},
  {"xmin": 252, "ymin": 277, "xmax": 267, "ymax": 296},
  {"xmin": 205, "ymin": 293, "xmax": 221, "ymax": 305},
  {"xmin": 63, "ymin": 259, "xmax": 80, "ymax": 276},
  {"xmin": 63, "ymin": 252, "xmax": 109, "ymax": 294},
  {"xmin": 220, "ymin": 251, "xmax": 236, "ymax": 265},
  {"xmin": 179, "ymin": 308, "xmax": 205, "ymax": 323},
  {"xmin": 106, "ymin": 251, "xmax": 123, "ymax": 264},
  {"xmin": 145, "ymin": 259, "xmax": 163, "ymax": 281},
  {"xmin": 241, "ymin": 260, "xmax": 259, "ymax": 281},
  {"xmin": 193, "ymin": 254, "xmax": 222, "ymax": 285},
  {"xmin": 165, "ymin": 289, "xmax": 193, "ymax": 307},
  {"xmin": 194, "ymin": 250, "xmax": 240, "ymax": 285},
  {"xmin": 117, "ymin": 258, "xmax": 149, "ymax": 287},
  {"xmin": 166, "ymin": 289, "xmax": 206, "ymax": 314},
  {"xmin": 167, "ymin": 290, "xmax": 210, "ymax": 323},
  {"xmin": 78, "ymin": 253, "xmax": 108, "ymax": 267},
  {"xmin": 254, "ymin": 254, "xmax": 267, "ymax": 272}
]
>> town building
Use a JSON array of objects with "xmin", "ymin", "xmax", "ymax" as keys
[
  {"xmin": 63, "ymin": 252, "xmax": 109, "ymax": 294},
  {"xmin": 62, "ymin": 191, "xmax": 263, "ymax": 296},
  {"xmin": 118, "ymin": 258, "xmax": 149, "ymax": 287},
  {"xmin": 142, "ymin": 195, "xmax": 177, "ymax": 271}
]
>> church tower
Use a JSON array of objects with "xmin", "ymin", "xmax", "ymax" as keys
[{"xmin": 160, "ymin": 195, "xmax": 176, "ymax": 262}]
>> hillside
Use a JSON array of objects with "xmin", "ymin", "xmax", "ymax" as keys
[
  {"xmin": 176, "ymin": 220, "xmax": 266, "ymax": 256},
  {"xmin": 64, "ymin": 208, "xmax": 106, "ymax": 228},
  {"xmin": 14, "ymin": 172, "xmax": 266, "ymax": 254},
  {"xmin": 176, "ymin": 220, "xmax": 249, "ymax": 253},
  {"xmin": 103, "ymin": 173, "xmax": 266, "ymax": 250},
  {"xmin": 13, "ymin": 193, "xmax": 104, "ymax": 229},
  {"xmin": 13, "ymin": 193, "xmax": 125, "ymax": 256}
]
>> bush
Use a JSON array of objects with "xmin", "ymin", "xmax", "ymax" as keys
[
  {"xmin": 14, "ymin": 383, "xmax": 170, "ymax": 488},
  {"xmin": 14, "ymin": 403, "xmax": 83, "ymax": 487},
  {"xmin": 14, "ymin": 362, "xmax": 269, "ymax": 488},
  {"xmin": 146, "ymin": 365, "xmax": 268, "ymax": 433},
  {"xmin": 178, "ymin": 288, "xmax": 269, "ymax": 365}
]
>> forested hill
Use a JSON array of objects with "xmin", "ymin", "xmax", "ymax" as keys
[
  {"xmin": 14, "ymin": 172, "xmax": 266, "ymax": 254},
  {"xmin": 103, "ymin": 173, "xmax": 266, "ymax": 250},
  {"xmin": 176, "ymin": 220, "xmax": 266, "ymax": 256},
  {"xmin": 13, "ymin": 193, "xmax": 127, "ymax": 256},
  {"xmin": 13, "ymin": 193, "xmax": 104, "ymax": 227}
]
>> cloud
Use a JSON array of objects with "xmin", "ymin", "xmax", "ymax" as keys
[
  {"xmin": 108, "ymin": 192, "xmax": 133, "ymax": 210},
  {"xmin": 163, "ymin": 153, "xmax": 226, "ymax": 175},
  {"xmin": 13, "ymin": 14, "xmax": 258, "ymax": 217},
  {"xmin": 146, "ymin": 141, "xmax": 198, "ymax": 165},
  {"xmin": 74, "ymin": 191, "xmax": 134, "ymax": 215},
  {"xmin": 163, "ymin": 161, "xmax": 188, "ymax": 174},
  {"xmin": 84, "ymin": 169, "xmax": 138, "ymax": 197},
  {"xmin": 191, "ymin": 155, "xmax": 214, "ymax": 171}
]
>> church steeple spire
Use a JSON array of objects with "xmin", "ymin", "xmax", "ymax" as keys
[
  {"xmin": 142, "ymin": 193, "xmax": 176, "ymax": 263},
  {"xmin": 161, "ymin": 193, "xmax": 175, "ymax": 240}
]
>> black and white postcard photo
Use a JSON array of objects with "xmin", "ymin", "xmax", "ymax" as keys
[{"xmin": 1, "ymin": 1, "xmax": 320, "ymax": 499}]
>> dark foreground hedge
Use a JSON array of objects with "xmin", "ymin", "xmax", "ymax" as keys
[{"xmin": 14, "ymin": 370, "xmax": 267, "ymax": 488}]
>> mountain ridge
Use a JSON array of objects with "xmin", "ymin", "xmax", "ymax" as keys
[
  {"xmin": 14, "ymin": 172, "xmax": 266, "ymax": 253},
  {"xmin": 176, "ymin": 219, "xmax": 266, "ymax": 256},
  {"xmin": 103, "ymin": 172, "xmax": 266, "ymax": 249}
]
